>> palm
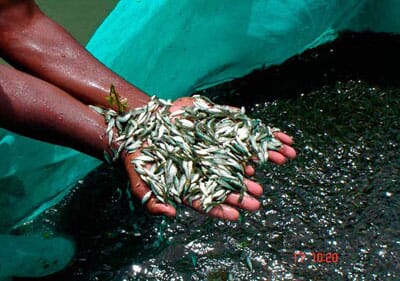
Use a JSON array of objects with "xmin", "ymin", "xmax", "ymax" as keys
[{"xmin": 123, "ymin": 97, "xmax": 296, "ymax": 220}]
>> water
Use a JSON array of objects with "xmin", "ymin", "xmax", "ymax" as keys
[{"xmin": 14, "ymin": 32, "xmax": 400, "ymax": 280}]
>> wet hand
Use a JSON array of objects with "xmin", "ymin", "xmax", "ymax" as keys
[{"xmin": 123, "ymin": 96, "xmax": 296, "ymax": 221}]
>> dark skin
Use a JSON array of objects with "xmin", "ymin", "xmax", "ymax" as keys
[{"xmin": 0, "ymin": 0, "xmax": 296, "ymax": 220}]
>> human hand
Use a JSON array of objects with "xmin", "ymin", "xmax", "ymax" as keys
[{"xmin": 123, "ymin": 97, "xmax": 296, "ymax": 221}]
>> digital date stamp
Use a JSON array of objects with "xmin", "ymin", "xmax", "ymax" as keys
[{"xmin": 294, "ymin": 251, "xmax": 339, "ymax": 264}]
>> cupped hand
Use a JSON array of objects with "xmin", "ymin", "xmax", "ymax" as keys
[{"xmin": 123, "ymin": 96, "xmax": 297, "ymax": 221}]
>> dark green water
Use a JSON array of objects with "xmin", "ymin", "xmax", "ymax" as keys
[
  {"xmin": 14, "ymin": 32, "xmax": 400, "ymax": 281},
  {"xmin": 35, "ymin": 0, "xmax": 118, "ymax": 45},
  {"xmin": 0, "ymin": 0, "xmax": 117, "ymax": 65}
]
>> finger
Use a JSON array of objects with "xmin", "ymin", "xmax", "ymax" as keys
[
  {"xmin": 244, "ymin": 178, "xmax": 263, "ymax": 197},
  {"xmin": 145, "ymin": 197, "xmax": 177, "ymax": 217},
  {"xmin": 273, "ymin": 131, "xmax": 293, "ymax": 145},
  {"xmin": 224, "ymin": 193, "xmax": 260, "ymax": 211},
  {"xmin": 250, "ymin": 152, "xmax": 287, "ymax": 167},
  {"xmin": 244, "ymin": 165, "xmax": 255, "ymax": 176},
  {"xmin": 189, "ymin": 200, "xmax": 240, "ymax": 221},
  {"xmin": 268, "ymin": 150, "xmax": 287, "ymax": 165},
  {"xmin": 278, "ymin": 144, "xmax": 297, "ymax": 159}
]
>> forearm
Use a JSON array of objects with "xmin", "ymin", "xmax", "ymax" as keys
[
  {"xmin": 0, "ymin": 0, "xmax": 150, "ymax": 109},
  {"xmin": 0, "ymin": 64, "xmax": 111, "ymax": 160}
]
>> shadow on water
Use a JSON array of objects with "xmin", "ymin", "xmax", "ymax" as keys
[{"xmin": 15, "ymin": 31, "xmax": 400, "ymax": 280}]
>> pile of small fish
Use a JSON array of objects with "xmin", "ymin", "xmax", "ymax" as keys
[{"xmin": 90, "ymin": 95, "xmax": 282, "ymax": 212}]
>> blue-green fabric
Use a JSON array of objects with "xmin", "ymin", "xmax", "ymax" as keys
[
  {"xmin": 0, "ymin": 131, "xmax": 100, "ymax": 231},
  {"xmin": 2, "ymin": 0, "xmax": 400, "ymax": 278},
  {"xmin": 86, "ymin": 0, "xmax": 368, "ymax": 100},
  {"xmin": 348, "ymin": 0, "xmax": 400, "ymax": 33},
  {"xmin": 0, "ymin": 130, "xmax": 99, "ymax": 279},
  {"xmin": 0, "ymin": 234, "xmax": 74, "ymax": 279}
]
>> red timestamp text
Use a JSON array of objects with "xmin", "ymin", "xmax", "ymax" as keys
[
  {"xmin": 293, "ymin": 251, "xmax": 339, "ymax": 263},
  {"xmin": 312, "ymin": 251, "xmax": 339, "ymax": 263}
]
